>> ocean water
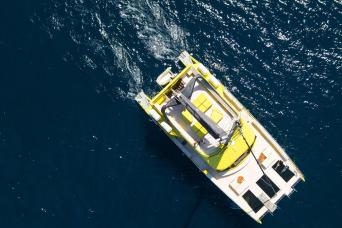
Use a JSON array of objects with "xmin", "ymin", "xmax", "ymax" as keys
[{"xmin": 0, "ymin": 0, "xmax": 341, "ymax": 227}]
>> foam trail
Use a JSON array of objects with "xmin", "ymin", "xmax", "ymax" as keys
[
  {"xmin": 118, "ymin": 0, "xmax": 187, "ymax": 60},
  {"xmin": 95, "ymin": 12, "xmax": 143, "ymax": 100}
]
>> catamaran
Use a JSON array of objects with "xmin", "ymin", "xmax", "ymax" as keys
[{"xmin": 135, "ymin": 51, "xmax": 304, "ymax": 223}]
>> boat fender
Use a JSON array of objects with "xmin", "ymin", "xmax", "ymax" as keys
[
  {"xmin": 156, "ymin": 67, "xmax": 173, "ymax": 86},
  {"xmin": 198, "ymin": 64, "xmax": 209, "ymax": 75},
  {"xmin": 149, "ymin": 109, "xmax": 161, "ymax": 121},
  {"xmin": 237, "ymin": 176, "xmax": 244, "ymax": 184},
  {"xmin": 209, "ymin": 76, "xmax": 220, "ymax": 88},
  {"xmin": 160, "ymin": 121, "xmax": 172, "ymax": 133}
]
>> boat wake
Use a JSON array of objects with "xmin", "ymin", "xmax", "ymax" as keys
[
  {"xmin": 33, "ymin": 0, "xmax": 188, "ymax": 101},
  {"xmin": 118, "ymin": 0, "xmax": 187, "ymax": 60}
]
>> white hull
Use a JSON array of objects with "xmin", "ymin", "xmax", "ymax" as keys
[{"xmin": 135, "ymin": 52, "xmax": 304, "ymax": 223}]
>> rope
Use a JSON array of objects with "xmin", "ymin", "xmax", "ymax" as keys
[{"xmin": 236, "ymin": 121, "xmax": 278, "ymax": 196}]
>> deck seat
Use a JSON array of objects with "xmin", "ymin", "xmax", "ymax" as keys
[
  {"xmin": 181, "ymin": 109, "xmax": 208, "ymax": 138},
  {"xmin": 193, "ymin": 121, "xmax": 208, "ymax": 138},
  {"xmin": 181, "ymin": 93, "xmax": 213, "ymax": 138},
  {"xmin": 210, "ymin": 107, "xmax": 223, "ymax": 123},
  {"xmin": 192, "ymin": 93, "xmax": 212, "ymax": 113},
  {"xmin": 181, "ymin": 109, "xmax": 193, "ymax": 124}
]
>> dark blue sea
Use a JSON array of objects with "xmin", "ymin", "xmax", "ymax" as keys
[{"xmin": 0, "ymin": 0, "xmax": 341, "ymax": 227}]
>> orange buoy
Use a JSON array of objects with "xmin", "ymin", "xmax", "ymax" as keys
[
  {"xmin": 258, "ymin": 153, "xmax": 267, "ymax": 162},
  {"xmin": 237, "ymin": 176, "xmax": 244, "ymax": 184}
]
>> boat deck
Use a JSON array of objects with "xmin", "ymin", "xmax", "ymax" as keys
[
  {"xmin": 136, "ymin": 51, "xmax": 304, "ymax": 222},
  {"xmin": 171, "ymin": 113, "xmax": 302, "ymax": 221}
]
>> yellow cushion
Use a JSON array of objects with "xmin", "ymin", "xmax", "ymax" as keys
[
  {"xmin": 182, "ymin": 109, "xmax": 207, "ymax": 137},
  {"xmin": 182, "ymin": 93, "xmax": 213, "ymax": 138},
  {"xmin": 197, "ymin": 126, "xmax": 208, "ymax": 138},
  {"xmin": 202, "ymin": 99, "xmax": 212, "ymax": 112},
  {"xmin": 193, "ymin": 121, "xmax": 208, "ymax": 138},
  {"xmin": 156, "ymin": 95, "xmax": 166, "ymax": 105},
  {"xmin": 192, "ymin": 93, "xmax": 212, "ymax": 113},
  {"xmin": 210, "ymin": 108, "xmax": 223, "ymax": 123},
  {"xmin": 192, "ymin": 121, "xmax": 202, "ymax": 132},
  {"xmin": 197, "ymin": 93, "xmax": 207, "ymax": 103},
  {"xmin": 181, "ymin": 110, "xmax": 193, "ymax": 123},
  {"xmin": 192, "ymin": 97, "xmax": 202, "ymax": 109}
]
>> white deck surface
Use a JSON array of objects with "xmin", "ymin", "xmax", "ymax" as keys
[{"xmin": 136, "ymin": 63, "xmax": 304, "ymax": 222}]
